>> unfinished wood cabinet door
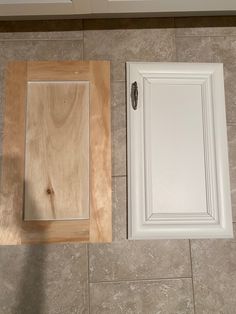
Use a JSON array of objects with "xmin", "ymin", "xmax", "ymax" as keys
[{"xmin": 0, "ymin": 61, "xmax": 111, "ymax": 244}]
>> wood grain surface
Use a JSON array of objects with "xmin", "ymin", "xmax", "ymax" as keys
[
  {"xmin": 89, "ymin": 61, "xmax": 112, "ymax": 242},
  {"xmin": 24, "ymin": 81, "xmax": 89, "ymax": 220},
  {"xmin": 0, "ymin": 60, "xmax": 111, "ymax": 244},
  {"xmin": 21, "ymin": 220, "xmax": 90, "ymax": 244},
  {"xmin": 0, "ymin": 62, "xmax": 27, "ymax": 244},
  {"xmin": 27, "ymin": 61, "xmax": 90, "ymax": 81}
]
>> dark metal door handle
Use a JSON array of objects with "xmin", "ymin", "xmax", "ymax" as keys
[{"xmin": 131, "ymin": 81, "xmax": 138, "ymax": 110}]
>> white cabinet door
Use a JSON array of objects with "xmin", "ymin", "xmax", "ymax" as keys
[
  {"xmin": 127, "ymin": 62, "xmax": 233, "ymax": 239},
  {"xmin": 91, "ymin": 0, "xmax": 236, "ymax": 14}
]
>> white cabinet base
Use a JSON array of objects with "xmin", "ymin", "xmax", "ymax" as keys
[{"xmin": 127, "ymin": 62, "xmax": 233, "ymax": 239}]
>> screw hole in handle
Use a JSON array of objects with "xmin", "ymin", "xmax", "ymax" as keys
[{"xmin": 131, "ymin": 81, "xmax": 138, "ymax": 110}]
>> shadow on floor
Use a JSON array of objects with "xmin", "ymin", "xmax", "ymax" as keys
[{"xmin": 1, "ymin": 156, "xmax": 47, "ymax": 314}]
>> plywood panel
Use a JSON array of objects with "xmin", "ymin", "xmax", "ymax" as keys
[
  {"xmin": 0, "ymin": 60, "xmax": 111, "ymax": 245},
  {"xmin": 0, "ymin": 62, "xmax": 27, "ymax": 244},
  {"xmin": 89, "ymin": 61, "xmax": 112, "ymax": 242},
  {"xmin": 21, "ymin": 220, "xmax": 90, "ymax": 244},
  {"xmin": 24, "ymin": 81, "xmax": 89, "ymax": 220},
  {"xmin": 27, "ymin": 61, "xmax": 90, "ymax": 82}
]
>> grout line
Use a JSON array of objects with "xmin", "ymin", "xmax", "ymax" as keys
[
  {"xmin": 175, "ymin": 34, "xmax": 233, "ymax": 38},
  {"xmin": 89, "ymin": 276, "xmax": 193, "ymax": 285},
  {"xmin": 112, "ymin": 174, "xmax": 126, "ymax": 178},
  {"xmin": 189, "ymin": 240, "xmax": 197, "ymax": 314},
  {"xmin": 111, "ymin": 79, "xmax": 126, "ymax": 83},
  {"xmin": 227, "ymin": 122, "xmax": 236, "ymax": 126}
]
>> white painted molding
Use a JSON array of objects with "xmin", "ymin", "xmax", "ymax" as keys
[
  {"xmin": 127, "ymin": 62, "xmax": 233, "ymax": 239},
  {"xmin": 92, "ymin": 0, "xmax": 236, "ymax": 14}
]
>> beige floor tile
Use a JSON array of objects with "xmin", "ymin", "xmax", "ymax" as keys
[
  {"xmin": 0, "ymin": 244, "xmax": 89, "ymax": 314},
  {"xmin": 112, "ymin": 176, "xmax": 127, "ymax": 241},
  {"xmin": 89, "ymin": 240, "xmax": 191, "ymax": 282},
  {"xmin": 111, "ymin": 81, "xmax": 126, "ymax": 131},
  {"xmin": 176, "ymin": 27, "xmax": 236, "ymax": 37},
  {"xmin": 90, "ymin": 279, "xmax": 194, "ymax": 314},
  {"xmin": 211, "ymin": 36, "xmax": 236, "ymax": 65},
  {"xmin": 191, "ymin": 224, "xmax": 236, "ymax": 314},
  {"xmin": 0, "ymin": 31, "xmax": 83, "ymax": 40},
  {"xmin": 223, "ymin": 64, "xmax": 236, "ymax": 124},
  {"xmin": 111, "ymin": 82, "xmax": 127, "ymax": 176},
  {"xmin": 176, "ymin": 36, "xmax": 213, "ymax": 62},
  {"xmin": 112, "ymin": 127, "xmax": 126, "ymax": 176},
  {"xmin": 84, "ymin": 29, "xmax": 176, "ymax": 81},
  {"xmin": 210, "ymin": 37, "xmax": 236, "ymax": 123},
  {"xmin": 0, "ymin": 40, "xmax": 83, "ymax": 65},
  {"xmin": 228, "ymin": 125, "xmax": 236, "ymax": 222}
]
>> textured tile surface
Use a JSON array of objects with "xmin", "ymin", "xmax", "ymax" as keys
[
  {"xmin": 0, "ymin": 31, "xmax": 83, "ymax": 40},
  {"xmin": 112, "ymin": 128, "xmax": 126, "ymax": 176},
  {"xmin": 89, "ymin": 240, "xmax": 191, "ymax": 282},
  {"xmin": 112, "ymin": 176, "xmax": 127, "ymax": 241},
  {"xmin": 111, "ymin": 82, "xmax": 126, "ymax": 131},
  {"xmin": 0, "ymin": 244, "xmax": 88, "ymax": 314},
  {"xmin": 0, "ymin": 39, "xmax": 83, "ymax": 65},
  {"xmin": 176, "ymin": 27, "xmax": 236, "ymax": 37},
  {"xmin": 111, "ymin": 82, "xmax": 126, "ymax": 176},
  {"xmin": 222, "ymin": 64, "xmax": 236, "ymax": 123},
  {"xmin": 176, "ymin": 36, "xmax": 213, "ymax": 62},
  {"xmin": 211, "ymin": 36, "xmax": 236, "ymax": 65},
  {"xmin": 191, "ymin": 224, "xmax": 236, "ymax": 314},
  {"xmin": 210, "ymin": 37, "xmax": 236, "ymax": 123},
  {"xmin": 228, "ymin": 125, "xmax": 236, "ymax": 222},
  {"xmin": 84, "ymin": 29, "xmax": 176, "ymax": 81},
  {"xmin": 90, "ymin": 279, "xmax": 194, "ymax": 314}
]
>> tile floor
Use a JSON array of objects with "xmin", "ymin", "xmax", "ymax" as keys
[{"xmin": 0, "ymin": 21, "xmax": 236, "ymax": 313}]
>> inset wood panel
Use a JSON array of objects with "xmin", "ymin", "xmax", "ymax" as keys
[{"xmin": 24, "ymin": 81, "xmax": 89, "ymax": 220}]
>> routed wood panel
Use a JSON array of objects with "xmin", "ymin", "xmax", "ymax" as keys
[
  {"xmin": 0, "ymin": 60, "xmax": 111, "ymax": 244},
  {"xmin": 24, "ymin": 81, "xmax": 89, "ymax": 220}
]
